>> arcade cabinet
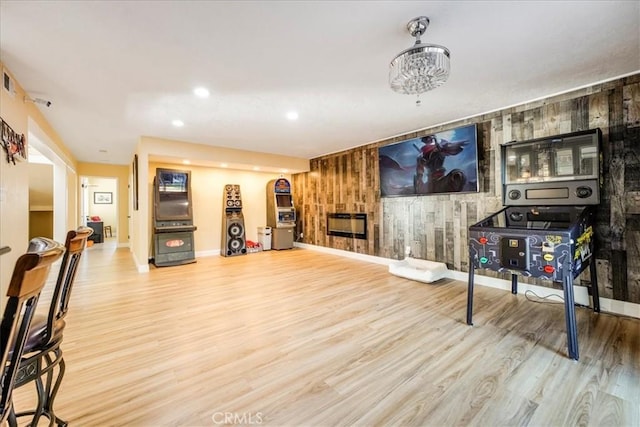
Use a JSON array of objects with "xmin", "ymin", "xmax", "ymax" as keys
[
  {"xmin": 266, "ymin": 178, "xmax": 296, "ymax": 250},
  {"xmin": 152, "ymin": 168, "xmax": 197, "ymax": 266}
]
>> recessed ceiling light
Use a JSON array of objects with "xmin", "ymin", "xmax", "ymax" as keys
[
  {"xmin": 183, "ymin": 160, "xmax": 191, "ymax": 165},
  {"xmin": 253, "ymin": 166, "xmax": 260, "ymax": 171},
  {"xmin": 193, "ymin": 87, "xmax": 210, "ymax": 98},
  {"xmin": 281, "ymin": 169, "xmax": 288, "ymax": 173},
  {"xmin": 172, "ymin": 119, "xmax": 184, "ymax": 127},
  {"xmin": 221, "ymin": 163, "xmax": 228, "ymax": 168},
  {"xmin": 286, "ymin": 111, "xmax": 299, "ymax": 121}
]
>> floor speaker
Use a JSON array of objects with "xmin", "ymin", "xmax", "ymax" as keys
[
  {"xmin": 221, "ymin": 184, "xmax": 247, "ymax": 257},
  {"xmin": 223, "ymin": 216, "xmax": 246, "ymax": 256}
]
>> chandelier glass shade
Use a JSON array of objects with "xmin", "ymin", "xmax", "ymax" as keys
[{"xmin": 389, "ymin": 17, "xmax": 450, "ymax": 95}]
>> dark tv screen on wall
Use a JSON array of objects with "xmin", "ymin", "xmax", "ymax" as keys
[{"xmin": 378, "ymin": 123, "xmax": 479, "ymax": 197}]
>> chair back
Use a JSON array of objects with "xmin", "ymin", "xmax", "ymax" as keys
[
  {"xmin": 43, "ymin": 227, "xmax": 93, "ymax": 347},
  {"xmin": 0, "ymin": 237, "xmax": 64, "ymax": 422}
]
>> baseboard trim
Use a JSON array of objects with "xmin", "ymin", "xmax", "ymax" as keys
[
  {"xmin": 294, "ymin": 243, "xmax": 640, "ymax": 319},
  {"xmin": 133, "ymin": 252, "xmax": 149, "ymax": 273},
  {"xmin": 196, "ymin": 249, "xmax": 221, "ymax": 258},
  {"xmin": 294, "ymin": 242, "xmax": 393, "ymax": 266}
]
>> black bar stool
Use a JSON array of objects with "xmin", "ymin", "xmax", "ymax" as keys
[
  {"xmin": 1, "ymin": 238, "xmax": 65, "ymax": 427},
  {"xmin": 13, "ymin": 227, "xmax": 93, "ymax": 427}
]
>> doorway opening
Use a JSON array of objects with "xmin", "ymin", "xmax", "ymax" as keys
[
  {"xmin": 80, "ymin": 176, "xmax": 118, "ymax": 248},
  {"xmin": 27, "ymin": 122, "xmax": 73, "ymax": 243},
  {"xmin": 27, "ymin": 145, "xmax": 54, "ymax": 240}
]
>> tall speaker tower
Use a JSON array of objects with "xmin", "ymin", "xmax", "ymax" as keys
[{"xmin": 221, "ymin": 184, "xmax": 247, "ymax": 257}]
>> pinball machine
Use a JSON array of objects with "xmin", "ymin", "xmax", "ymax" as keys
[{"xmin": 466, "ymin": 128, "xmax": 602, "ymax": 360}]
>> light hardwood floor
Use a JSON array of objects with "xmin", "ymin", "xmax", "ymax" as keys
[{"xmin": 11, "ymin": 242, "xmax": 640, "ymax": 426}]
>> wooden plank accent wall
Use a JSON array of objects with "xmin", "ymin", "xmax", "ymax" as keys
[{"xmin": 292, "ymin": 73, "xmax": 640, "ymax": 304}]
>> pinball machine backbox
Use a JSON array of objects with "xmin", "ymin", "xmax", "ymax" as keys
[
  {"xmin": 466, "ymin": 128, "xmax": 602, "ymax": 360},
  {"xmin": 502, "ymin": 128, "xmax": 601, "ymax": 207}
]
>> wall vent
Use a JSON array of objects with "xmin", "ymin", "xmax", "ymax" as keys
[{"xmin": 3, "ymin": 69, "xmax": 15, "ymax": 98}]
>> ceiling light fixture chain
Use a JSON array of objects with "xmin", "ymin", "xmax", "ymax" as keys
[{"xmin": 389, "ymin": 16, "xmax": 450, "ymax": 103}]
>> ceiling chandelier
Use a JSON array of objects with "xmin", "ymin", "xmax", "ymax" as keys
[{"xmin": 389, "ymin": 16, "xmax": 450, "ymax": 104}]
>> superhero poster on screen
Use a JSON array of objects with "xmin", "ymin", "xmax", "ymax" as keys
[{"xmin": 378, "ymin": 124, "xmax": 479, "ymax": 197}]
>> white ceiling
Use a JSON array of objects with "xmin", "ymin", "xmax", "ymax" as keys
[{"xmin": 1, "ymin": 1, "xmax": 638, "ymax": 166}]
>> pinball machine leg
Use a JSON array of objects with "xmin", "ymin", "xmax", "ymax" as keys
[
  {"xmin": 561, "ymin": 276, "xmax": 579, "ymax": 360},
  {"xmin": 511, "ymin": 273, "xmax": 518, "ymax": 295},
  {"xmin": 466, "ymin": 255, "xmax": 475, "ymax": 326},
  {"xmin": 589, "ymin": 255, "xmax": 600, "ymax": 313}
]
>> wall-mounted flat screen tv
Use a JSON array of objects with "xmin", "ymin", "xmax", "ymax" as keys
[{"xmin": 378, "ymin": 123, "xmax": 479, "ymax": 197}]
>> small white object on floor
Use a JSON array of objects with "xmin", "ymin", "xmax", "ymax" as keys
[{"xmin": 388, "ymin": 257, "xmax": 449, "ymax": 283}]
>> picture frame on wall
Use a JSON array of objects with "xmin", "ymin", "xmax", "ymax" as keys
[
  {"xmin": 1, "ymin": 120, "xmax": 8, "ymax": 145},
  {"xmin": 133, "ymin": 154, "xmax": 139, "ymax": 211},
  {"xmin": 94, "ymin": 192, "xmax": 113, "ymax": 204},
  {"xmin": 378, "ymin": 123, "xmax": 479, "ymax": 197},
  {"xmin": 1, "ymin": 117, "xmax": 27, "ymax": 164},
  {"xmin": 13, "ymin": 133, "xmax": 26, "ymax": 161}
]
